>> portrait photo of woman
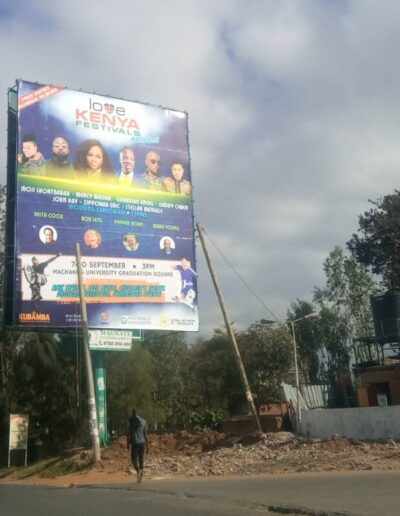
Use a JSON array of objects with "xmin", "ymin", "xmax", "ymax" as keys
[{"xmin": 74, "ymin": 139, "xmax": 115, "ymax": 182}]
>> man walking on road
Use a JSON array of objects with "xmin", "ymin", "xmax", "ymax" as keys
[{"xmin": 127, "ymin": 409, "xmax": 149, "ymax": 483}]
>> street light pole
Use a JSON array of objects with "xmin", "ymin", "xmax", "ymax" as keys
[
  {"xmin": 289, "ymin": 320, "xmax": 301, "ymax": 428},
  {"xmin": 289, "ymin": 312, "xmax": 319, "ymax": 429}
]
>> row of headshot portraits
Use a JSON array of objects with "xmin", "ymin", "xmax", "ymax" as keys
[
  {"xmin": 84, "ymin": 230, "xmax": 140, "ymax": 252},
  {"xmin": 17, "ymin": 135, "xmax": 192, "ymax": 194},
  {"xmin": 38, "ymin": 225, "xmax": 178, "ymax": 255}
]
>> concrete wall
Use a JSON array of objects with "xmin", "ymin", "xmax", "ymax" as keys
[{"xmin": 301, "ymin": 406, "xmax": 400, "ymax": 440}]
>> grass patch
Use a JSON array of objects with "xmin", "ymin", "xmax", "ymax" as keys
[
  {"xmin": 39, "ymin": 457, "xmax": 92, "ymax": 478},
  {"xmin": 0, "ymin": 467, "xmax": 17, "ymax": 479},
  {"xmin": 0, "ymin": 455, "xmax": 92, "ymax": 480}
]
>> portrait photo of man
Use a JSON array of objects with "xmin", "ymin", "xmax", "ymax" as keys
[
  {"xmin": 123, "ymin": 233, "xmax": 140, "ymax": 252},
  {"xmin": 118, "ymin": 146, "xmax": 136, "ymax": 186},
  {"xmin": 163, "ymin": 161, "xmax": 191, "ymax": 195},
  {"xmin": 84, "ymin": 229, "xmax": 102, "ymax": 249},
  {"xmin": 159, "ymin": 236, "xmax": 177, "ymax": 258},
  {"xmin": 39, "ymin": 225, "xmax": 57, "ymax": 245},
  {"xmin": 141, "ymin": 150, "xmax": 164, "ymax": 190},
  {"xmin": 44, "ymin": 136, "xmax": 73, "ymax": 178},
  {"xmin": 21, "ymin": 254, "xmax": 60, "ymax": 302}
]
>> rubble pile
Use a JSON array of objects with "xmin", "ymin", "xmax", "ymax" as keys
[{"xmin": 96, "ymin": 431, "xmax": 400, "ymax": 478}]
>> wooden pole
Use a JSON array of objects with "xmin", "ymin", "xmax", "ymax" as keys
[
  {"xmin": 196, "ymin": 223, "xmax": 262, "ymax": 433},
  {"xmin": 76, "ymin": 243, "xmax": 101, "ymax": 462}
]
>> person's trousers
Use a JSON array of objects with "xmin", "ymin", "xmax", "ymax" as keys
[{"xmin": 131, "ymin": 443, "xmax": 145, "ymax": 472}]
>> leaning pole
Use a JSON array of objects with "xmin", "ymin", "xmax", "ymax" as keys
[
  {"xmin": 196, "ymin": 223, "xmax": 262, "ymax": 433},
  {"xmin": 76, "ymin": 243, "xmax": 101, "ymax": 463}
]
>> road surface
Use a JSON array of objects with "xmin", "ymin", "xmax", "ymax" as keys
[{"xmin": 2, "ymin": 470, "xmax": 400, "ymax": 515}]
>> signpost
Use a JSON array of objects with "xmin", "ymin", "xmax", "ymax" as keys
[
  {"xmin": 8, "ymin": 414, "xmax": 29, "ymax": 467},
  {"xmin": 89, "ymin": 329, "xmax": 142, "ymax": 444},
  {"xmin": 89, "ymin": 329, "xmax": 142, "ymax": 351}
]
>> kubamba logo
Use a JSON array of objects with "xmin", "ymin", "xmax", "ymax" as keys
[{"xmin": 19, "ymin": 312, "xmax": 51, "ymax": 323}]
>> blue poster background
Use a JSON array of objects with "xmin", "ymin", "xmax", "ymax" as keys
[{"xmin": 13, "ymin": 80, "xmax": 198, "ymax": 332}]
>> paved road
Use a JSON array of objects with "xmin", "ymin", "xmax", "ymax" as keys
[
  {"xmin": 0, "ymin": 483, "xmax": 257, "ymax": 516},
  {"xmin": 141, "ymin": 470, "xmax": 400, "ymax": 515},
  {"xmin": 1, "ymin": 470, "xmax": 400, "ymax": 515}
]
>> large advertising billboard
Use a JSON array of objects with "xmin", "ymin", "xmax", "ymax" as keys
[{"xmin": 6, "ymin": 80, "xmax": 198, "ymax": 332}]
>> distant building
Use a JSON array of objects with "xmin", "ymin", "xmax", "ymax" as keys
[{"xmin": 354, "ymin": 359, "xmax": 400, "ymax": 407}]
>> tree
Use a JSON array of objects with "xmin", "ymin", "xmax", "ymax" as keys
[
  {"xmin": 314, "ymin": 246, "xmax": 377, "ymax": 339},
  {"xmin": 0, "ymin": 185, "xmax": 25, "ymax": 457},
  {"xmin": 316, "ymin": 307, "xmax": 353, "ymax": 407},
  {"xmin": 5, "ymin": 332, "xmax": 84, "ymax": 452},
  {"xmin": 347, "ymin": 191, "xmax": 400, "ymax": 289},
  {"xmin": 240, "ymin": 322, "xmax": 293, "ymax": 408},
  {"xmin": 189, "ymin": 324, "xmax": 293, "ymax": 417},
  {"xmin": 107, "ymin": 343, "xmax": 155, "ymax": 434},
  {"xmin": 145, "ymin": 332, "xmax": 196, "ymax": 429},
  {"xmin": 311, "ymin": 246, "xmax": 377, "ymax": 405},
  {"xmin": 0, "ymin": 184, "xmax": 12, "ymax": 406},
  {"xmin": 189, "ymin": 330, "xmax": 241, "ymax": 415}
]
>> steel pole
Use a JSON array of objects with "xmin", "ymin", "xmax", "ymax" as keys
[
  {"xmin": 290, "ymin": 321, "xmax": 301, "ymax": 428},
  {"xmin": 196, "ymin": 223, "xmax": 262, "ymax": 433},
  {"xmin": 76, "ymin": 243, "xmax": 101, "ymax": 463}
]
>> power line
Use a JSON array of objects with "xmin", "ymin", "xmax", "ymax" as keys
[{"xmin": 200, "ymin": 227, "xmax": 281, "ymax": 322}]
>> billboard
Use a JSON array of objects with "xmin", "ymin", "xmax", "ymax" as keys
[{"xmin": 5, "ymin": 80, "xmax": 198, "ymax": 332}]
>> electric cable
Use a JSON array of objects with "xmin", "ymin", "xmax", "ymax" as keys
[{"xmin": 200, "ymin": 226, "xmax": 281, "ymax": 323}]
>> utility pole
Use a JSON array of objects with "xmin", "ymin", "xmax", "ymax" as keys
[
  {"xmin": 196, "ymin": 223, "xmax": 262, "ymax": 433},
  {"xmin": 76, "ymin": 243, "xmax": 101, "ymax": 463}
]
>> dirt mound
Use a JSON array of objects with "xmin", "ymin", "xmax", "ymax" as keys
[
  {"xmin": 149, "ymin": 430, "xmax": 230, "ymax": 455},
  {"xmin": 97, "ymin": 431, "xmax": 400, "ymax": 479},
  {"xmin": 102, "ymin": 430, "xmax": 235, "ymax": 461},
  {"xmin": 3, "ymin": 431, "xmax": 400, "ymax": 486}
]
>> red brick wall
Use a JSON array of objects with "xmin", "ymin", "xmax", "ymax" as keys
[{"xmin": 358, "ymin": 368, "xmax": 400, "ymax": 406}]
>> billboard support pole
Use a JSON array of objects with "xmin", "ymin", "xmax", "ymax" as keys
[
  {"xmin": 196, "ymin": 223, "xmax": 262, "ymax": 433},
  {"xmin": 76, "ymin": 243, "xmax": 101, "ymax": 463},
  {"xmin": 92, "ymin": 351, "xmax": 108, "ymax": 447}
]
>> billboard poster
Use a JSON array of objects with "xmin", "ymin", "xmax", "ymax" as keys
[
  {"xmin": 9, "ymin": 80, "xmax": 198, "ymax": 332},
  {"xmin": 9, "ymin": 414, "xmax": 29, "ymax": 450}
]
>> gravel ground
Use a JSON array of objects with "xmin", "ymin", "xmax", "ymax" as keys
[
  {"xmin": 95, "ymin": 431, "xmax": 400, "ymax": 478},
  {"xmin": 3, "ymin": 430, "xmax": 400, "ymax": 485}
]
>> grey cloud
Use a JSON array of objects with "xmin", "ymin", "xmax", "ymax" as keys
[{"xmin": 1, "ymin": 1, "xmax": 400, "ymax": 338}]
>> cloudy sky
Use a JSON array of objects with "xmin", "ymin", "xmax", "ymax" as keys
[{"xmin": 1, "ymin": 0, "xmax": 399, "ymax": 338}]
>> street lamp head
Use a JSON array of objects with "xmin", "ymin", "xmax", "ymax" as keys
[
  {"xmin": 290, "ymin": 311, "xmax": 320, "ymax": 325},
  {"xmin": 260, "ymin": 318, "xmax": 278, "ymax": 325},
  {"xmin": 303, "ymin": 312, "xmax": 319, "ymax": 320}
]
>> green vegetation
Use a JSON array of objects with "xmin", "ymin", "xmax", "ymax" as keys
[
  {"xmin": 348, "ymin": 191, "xmax": 400, "ymax": 289},
  {"xmin": 106, "ymin": 325, "xmax": 293, "ymax": 433}
]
